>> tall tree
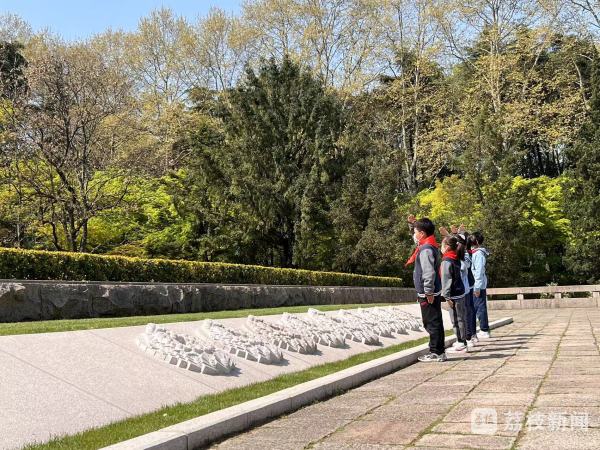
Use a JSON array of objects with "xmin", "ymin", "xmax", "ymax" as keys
[
  {"xmin": 0, "ymin": 13, "xmax": 33, "ymax": 44},
  {"xmin": 243, "ymin": 0, "xmax": 387, "ymax": 92},
  {"xmin": 193, "ymin": 8, "xmax": 253, "ymax": 91},
  {"xmin": 5, "ymin": 41, "xmax": 137, "ymax": 252},
  {"xmin": 0, "ymin": 40, "xmax": 30, "ymax": 247},
  {"xmin": 218, "ymin": 56, "xmax": 345, "ymax": 267},
  {"xmin": 564, "ymin": 49, "xmax": 600, "ymax": 283},
  {"xmin": 124, "ymin": 8, "xmax": 198, "ymax": 173}
]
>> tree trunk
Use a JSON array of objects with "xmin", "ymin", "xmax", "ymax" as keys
[{"xmin": 79, "ymin": 219, "xmax": 88, "ymax": 253}]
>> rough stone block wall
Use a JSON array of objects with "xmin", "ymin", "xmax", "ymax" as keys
[{"xmin": 0, "ymin": 280, "xmax": 416, "ymax": 322}]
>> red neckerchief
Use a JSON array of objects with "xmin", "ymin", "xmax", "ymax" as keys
[
  {"xmin": 443, "ymin": 249, "xmax": 458, "ymax": 260},
  {"xmin": 469, "ymin": 248, "xmax": 480, "ymax": 255},
  {"xmin": 405, "ymin": 235, "xmax": 439, "ymax": 267}
]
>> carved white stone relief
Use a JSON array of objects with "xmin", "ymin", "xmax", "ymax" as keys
[
  {"xmin": 336, "ymin": 309, "xmax": 396, "ymax": 337},
  {"xmin": 138, "ymin": 307, "xmax": 423, "ymax": 375},
  {"xmin": 279, "ymin": 312, "xmax": 346, "ymax": 348},
  {"xmin": 200, "ymin": 319, "xmax": 284, "ymax": 364},
  {"xmin": 137, "ymin": 323, "xmax": 235, "ymax": 375},
  {"xmin": 306, "ymin": 308, "xmax": 381, "ymax": 345},
  {"xmin": 385, "ymin": 307, "xmax": 423, "ymax": 331},
  {"xmin": 244, "ymin": 315, "xmax": 318, "ymax": 354},
  {"xmin": 334, "ymin": 307, "xmax": 423, "ymax": 339}
]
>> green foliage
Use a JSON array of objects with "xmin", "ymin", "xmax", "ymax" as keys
[
  {"xmin": 0, "ymin": 247, "xmax": 403, "ymax": 287},
  {"xmin": 451, "ymin": 31, "xmax": 592, "ymax": 181},
  {"xmin": 0, "ymin": 40, "xmax": 27, "ymax": 99},
  {"xmin": 480, "ymin": 176, "xmax": 571, "ymax": 287},
  {"xmin": 2, "ymin": 19, "xmax": 599, "ymax": 287},
  {"xmin": 183, "ymin": 57, "xmax": 343, "ymax": 268},
  {"xmin": 403, "ymin": 175, "xmax": 572, "ymax": 287},
  {"xmin": 564, "ymin": 49, "xmax": 600, "ymax": 283}
]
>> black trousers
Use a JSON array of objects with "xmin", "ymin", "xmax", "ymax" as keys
[{"xmin": 419, "ymin": 295, "xmax": 446, "ymax": 355}]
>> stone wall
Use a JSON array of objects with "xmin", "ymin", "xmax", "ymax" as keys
[{"xmin": 0, "ymin": 280, "xmax": 416, "ymax": 322}]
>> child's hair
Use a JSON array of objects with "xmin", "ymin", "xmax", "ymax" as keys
[
  {"xmin": 467, "ymin": 234, "xmax": 477, "ymax": 249},
  {"xmin": 471, "ymin": 231, "xmax": 484, "ymax": 246},
  {"xmin": 414, "ymin": 218, "xmax": 435, "ymax": 236},
  {"xmin": 443, "ymin": 234, "xmax": 466, "ymax": 261},
  {"xmin": 461, "ymin": 232, "xmax": 472, "ymax": 251}
]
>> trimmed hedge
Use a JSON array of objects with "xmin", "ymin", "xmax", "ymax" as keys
[{"xmin": 0, "ymin": 247, "xmax": 403, "ymax": 287}]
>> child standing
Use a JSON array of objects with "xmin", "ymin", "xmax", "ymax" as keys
[
  {"xmin": 460, "ymin": 233, "xmax": 476, "ymax": 348},
  {"xmin": 440, "ymin": 234, "xmax": 468, "ymax": 354},
  {"xmin": 469, "ymin": 232, "xmax": 491, "ymax": 338},
  {"xmin": 407, "ymin": 217, "xmax": 446, "ymax": 362}
]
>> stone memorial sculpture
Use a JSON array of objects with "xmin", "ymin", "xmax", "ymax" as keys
[
  {"xmin": 201, "ymin": 319, "xmax": 284, "ymax": 364},
  {"xmin": 279, "ymin": 312, "xmax": 346, "ymax": 348},
  {"xmin": 385, "ymin": 307, "xmax": 423, "ymax": 331},
  {"xmin": 341, "ymin": 307, "xmax": 412, "ymax": 335},
  {"xmin": 306, "ymin": 308, "xmax": 380, "ymax": 345},
  {"xmin": 336, "ymin": 308, "xmax": 396, "ymax": 337},
  {"xmin": 137, "ymin": 323, "xmax": 235, "ymax": 375},
  {"xmin": 138, "ymin": 307, "xmax": 424, "ymax": 375},
  {"xmin": 245, "ymin": 315, "xmax": 318, "ymax": 354}
]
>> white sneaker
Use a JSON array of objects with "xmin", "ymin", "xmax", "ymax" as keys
[
  {"xmin": 447, "ymin": 343, "xmax": 468, "ymax": 353},
  {"xmin": 418, "ymin": 352, "xmax": 448, "ymax": 362},
  {"xmin": 477, "ymin": 331, "xmax": 491, "ymax": 339},
  {"xmin": 452, "ymin": 341, "xmax": 463, "ymax": 348},
  {"xmin": 472, "ymin": 335, "xmax": 479, "ymax": 343},
  {"xmin": 466, "ymin": 339, "xmax": 475, "ymax": 349}
]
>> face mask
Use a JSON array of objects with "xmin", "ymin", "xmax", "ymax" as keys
[{"xmin": 413, "ymin": 230, "xmax": 420, "ymax": 244}]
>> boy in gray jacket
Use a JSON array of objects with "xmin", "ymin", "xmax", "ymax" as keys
[{"xmin": 407, "ymin": 216, "xmax": 446, "ymax": 362}]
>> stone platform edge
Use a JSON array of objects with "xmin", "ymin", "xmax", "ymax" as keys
[
  {"xmin": 102, "ymin": 316, "xmax": 514, "ymax": 450},
  {"xmin": 488, "ymin": 297, "xmax": 600, "ymax": 310}
]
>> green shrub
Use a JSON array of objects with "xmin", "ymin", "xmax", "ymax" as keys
[{"xmin": 0, "ymin": 247, "xmax": 402, "ymax": 287}]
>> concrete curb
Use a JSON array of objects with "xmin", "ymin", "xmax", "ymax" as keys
[{"xmin": 103, "ymin": 316, "xmax": 514, "ymax": 450}]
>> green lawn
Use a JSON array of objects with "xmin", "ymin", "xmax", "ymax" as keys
[
  {"xmin": 24, "ymin": 331, "xmax": 442, "ymax": 450},
  {"xmin": 0, "ymin": 302, "xmax": 399, "ymax": 336}
]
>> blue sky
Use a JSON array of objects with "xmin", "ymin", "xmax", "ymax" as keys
[{"xmin": 1, "ymin": 0, "xmax": 243, "ymax": 40}]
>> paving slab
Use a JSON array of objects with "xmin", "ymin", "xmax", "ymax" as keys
[
  {"xmin": 322, "ymin": 419, "xmax": 426, "ymax": 445},
  {"xmin": 413, "ymin": 432, "xmax": 516, "ymax": 449},
  {"xmin": 431, "ymin": 420, "xmax": 520, "ymax": 437},
  {"xmin": 517, "ymin": 429, "xmax": 600, "ymax": 449}
]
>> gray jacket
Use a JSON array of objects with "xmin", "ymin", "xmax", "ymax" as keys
[
  {"xmin": 413, "ymin": 245, "xmax": 442, "ymax": 297},
  {"xmin": 441, "ymin": 257, "xmax": 466, "ymax": 300}
]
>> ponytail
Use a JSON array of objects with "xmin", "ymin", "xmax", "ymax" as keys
[{"xmin": 444, "ymin": 234, "xmax": 466, "ymax": 261}]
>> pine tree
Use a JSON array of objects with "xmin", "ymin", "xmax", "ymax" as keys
[{"xmin": 218, "ymin": 56, "xmax": 345, "ymax": 267}]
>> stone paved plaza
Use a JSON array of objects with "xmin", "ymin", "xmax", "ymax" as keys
[{"xmin": 211, "ymin": 308, "xmax": 600, "ymax": 449}]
